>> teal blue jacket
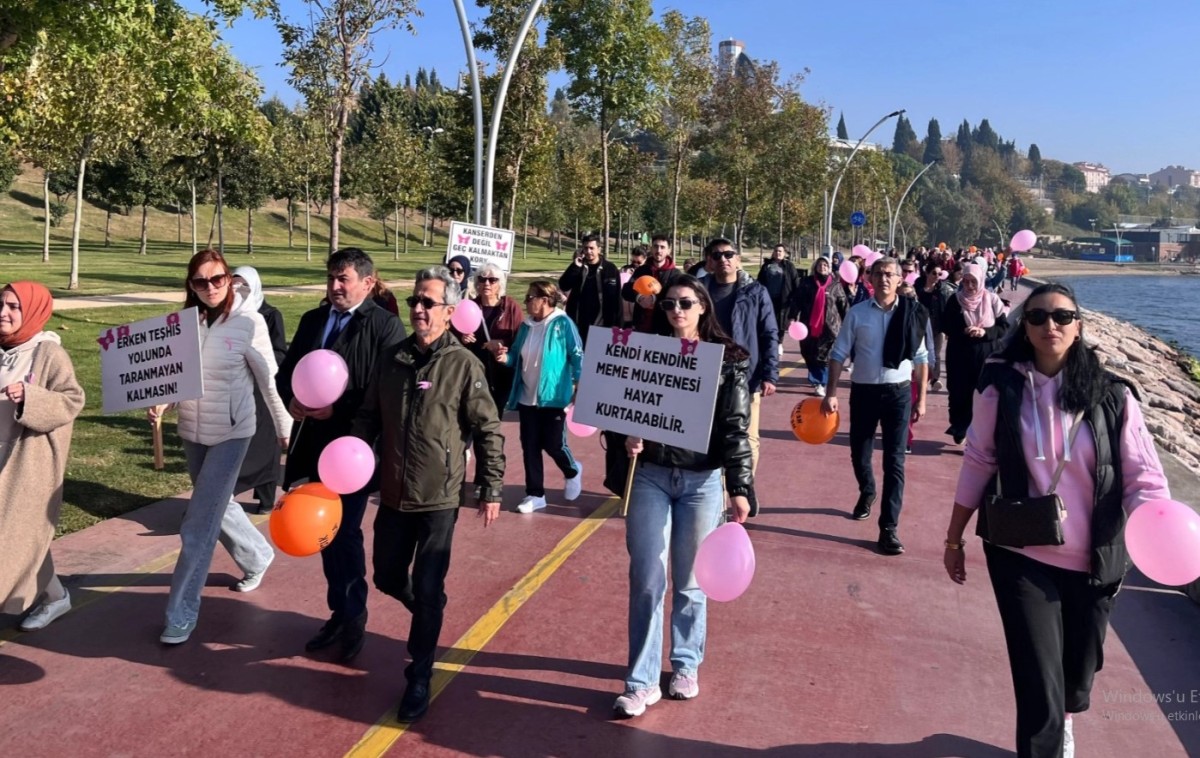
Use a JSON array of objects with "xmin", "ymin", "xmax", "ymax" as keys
[{"xmin": 504, "ymin": 311, "xmax": 583, "ymax": 410}]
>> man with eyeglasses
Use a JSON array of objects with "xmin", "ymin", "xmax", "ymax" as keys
[
  {"xmin": 351, "ymin": 265, "xmax": 505, "ymax": 722},
  {"xmin": 621, "ymin": 233, "xmax": 682, "ymax": 333},
  {"xmin": 822, "ymin": 257, "xmax": 929, "ymax": 556},
  {"xmin": 702, "ymin": 239, "xmax": 779, "ymax": 479},
  {"xmin": 276, "ymin": 248, "xmax": 405, "ymax": 662},
  {"xmin": 757, "ymin": 244, "xmax": 800, "ymax": 357},
  {"xmin": 558, "ymin": 233, "xmax": 621, "ymax": 346}
]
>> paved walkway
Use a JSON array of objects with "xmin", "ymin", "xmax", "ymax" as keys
[{"xmin": 3, "ymin": 293, "xmax": 1199, "ymax": 757}]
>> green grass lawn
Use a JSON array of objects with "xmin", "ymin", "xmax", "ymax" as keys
[{"xmin": 52, "ymin": 295, "xmax": 323, "ymax": 535}]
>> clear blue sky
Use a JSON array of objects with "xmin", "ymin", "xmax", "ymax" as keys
[{"xmin": 187, "ymin": 0, "xmax": 1200, "ymax": 175}]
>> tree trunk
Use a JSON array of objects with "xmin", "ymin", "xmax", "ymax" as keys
[
  {"xmin": 402, "ymin": 206, "xmax": 409, "ymax": 256},
  {"xmin": 176, "ymin": 203, "xmax": 182, "ymax": 245},
  {"xmin": 139, "ymin": 203, "xmax": 148, "ymax": 254},
  {"xmin": 393, "ymin": 202, "xmax": 399, "ymax": 261},
  {"xmin": 68, "ymin": 137, "xmax": 94, "ymax": 291},
  {"xmin": 207, "ymin": 204, "xmax": 217, "ymax": 247},
  {"xmin": 286, "ymin": 196, "xmax": 294, "ymax": 248},
  {"xmin": 104, "ymin": 209, "xmax": 112, "ymax": 248},
  {"xmin": 600, "ymin": 119, "xmax": 612, "ymax": 255},
  {"xmin": 523, "ymin": 206, "xmax": 530, "ymax": 260},
  {"xmin": 41, "ymin": 173, "xmax": 50, "ymax": 262},
  {"xmin": 216, "ymin": 160, "xmax": 225, "ymax": 255},
  {"xmin": 671, "ymin": 140, "xmax": 685, "ymax": 252},
  {"xmin": 329, "ymin": 99, "xmax": 349, "ymax": 254},
  {"xmin": 305, "ymin": 180, "xmax": 312, "ymax": 262},
  {"xmin": 736, "ymin": 175, "xmax": 750, "ymax": 249},
  {"xmin": 574, "ymin": 217, "xmax": 579, "ymax": 250},
  {"xmin": 778, "ymin": 196, "xmax": 785, "ymax": 243},
  {"xmin": 380, "ymin": 215, "xmax": 389, "ymax": 247},
  {"xmin": 190, "ymin": 180, "xmax": 197, "ymax": 256},
  {"xmin": 247, "ymin": 206, "xmax": 253, "ymax": 253}
]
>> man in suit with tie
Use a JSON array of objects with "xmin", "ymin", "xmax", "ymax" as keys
[{"xmin": 276, "ymin": 247, "xmax": 405, "ymax": 661}]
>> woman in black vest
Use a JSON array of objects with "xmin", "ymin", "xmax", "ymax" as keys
[{"xmin": 942, "ymin": 283, "xmax": 1171, "ymax": 758}]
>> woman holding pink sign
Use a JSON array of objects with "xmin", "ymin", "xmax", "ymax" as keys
[
  {"xmin": 1, "ymin": 281, "xmax": 84, "ymax": 632},
  {"xmin": 149, "ymin": 249, "xmax": 292, "ymax": 645},
  {"xmin": 615, "ymin": 274, "xmax": 754, "ymax": 719}
]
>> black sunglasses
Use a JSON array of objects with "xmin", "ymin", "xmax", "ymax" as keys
[
  {"xmin": 709, "ymin": 250, "xmax": 738, "ymax": 260},
  {"xmin": 659, "ymin": 298, "xmax": 700, "ymax": 312},
  {"xmin": 1024, "ymin": 308, "xmax": 1079, "ymax": 327},
  {"xmin": 405, "ymin": 295, "xmax": 449, "ymax": 310},
  {"xmin": 477, "ymin": 276, "xmax": 500, "ymax": 284},
  {"xmin": 448, "ymin": 267, "xmax": 465, "ymax": 275},
  {"xmin": 189, "ymin": 273, "xmax": 229, "ymax": 290},
  {"xmin": 524, "ymin": 294, "xmax": 547, "ymax": 303}
]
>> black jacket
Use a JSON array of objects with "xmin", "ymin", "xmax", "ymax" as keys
[
  {"xmin": 757, "ymin": 259, "xmax": 799, "ymax": 311},
  {"xmin": 259, "ymin": 301, "xmax": 287, "ymax": 365},
  {"xmin": 640, "ymin": 356, "xmax": 754, "ymax": 498},
  {"xmin": 976, "ymin": 362, "xmax": 1132, "ymax": 588},
  {"xmin": 559, "ymin": 258, "xmax": 622, "ymax": 333},
  {"xmin": 276, "ymin": 298, "xmax": 406, "ymax": 486},
  {"xmin": 792, "ymin": 274, "xmax": 849, "ymax": 363},
  {"xmin": 620, "ymin": 261, "xmax": 685, "ymax": 334}
]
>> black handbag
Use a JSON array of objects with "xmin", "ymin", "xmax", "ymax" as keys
[{"xmin": 979, "ymin": 412, "xmax": 1083, "ymax": 548}]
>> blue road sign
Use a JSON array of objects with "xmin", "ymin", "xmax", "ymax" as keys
[{"xmin": 850, "ymin": 211, "xmax": 866, "ymax": 227}]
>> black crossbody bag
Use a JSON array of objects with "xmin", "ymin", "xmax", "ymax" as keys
[{"xmin": 979, "ymin": 412, "xmax": 1084, "ymax": 548}]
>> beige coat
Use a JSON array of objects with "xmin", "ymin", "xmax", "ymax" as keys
[{"xmin": 0, "ymin": 333, "xmax": 85, "ymax": 613}]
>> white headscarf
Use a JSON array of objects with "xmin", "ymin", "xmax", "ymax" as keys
[{"xmin": 231, "ymin": 266, "xmax": 264, "ymax": 314}]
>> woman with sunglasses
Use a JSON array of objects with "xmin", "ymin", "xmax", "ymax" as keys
[
  {"xmin": 497, "ymin": 280, "xmax": 584, "ymax": 514},
  {"xmin": 615, "ymin": 275, "xmax": 753, "ymax": 718},
  {"xmin": 791, "ymin": 255, "xmax": 848, "ymax": 398},
  {"xmin": 148, "ymin": 250, "xmax": 292, "ymax": 645},
  {"xmin": 1, "ymin": 281, "xmax": 84, "ymax": 632},
  {"xmin": 944, "ymin": 283, "xmax": 1170, "ymax": 758},
  {"xmin": 458, "ymin": 263, "xmax": 522, "ymax": 411},
  {"xmin": 916, "ymin": 259, "xmax": 957, "ymax": 391},
  {"xmin": 941, "ymin": 262, "xmax": 1009, "ymax": 444},
  {"xmin": 446, "ymin": 255, "xmax": 474, "ymax": 298}
]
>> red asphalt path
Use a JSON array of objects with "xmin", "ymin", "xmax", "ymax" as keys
[{"xmin": 2, "ymin": 307, "xmax": 1198, "ymax": 757}]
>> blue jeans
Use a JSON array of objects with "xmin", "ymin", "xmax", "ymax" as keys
[
  {"xmin": 166, "ymin": 437, "xmax": 274, "ymax": 628},
  {"xmin": 624, "ymin": 462, "xmax": 723, "ymax": 691}
]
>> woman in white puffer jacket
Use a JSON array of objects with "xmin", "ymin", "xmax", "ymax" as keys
[{"xmin": 148, "ymin": 249, "xmax": 291, "ymax": 645}]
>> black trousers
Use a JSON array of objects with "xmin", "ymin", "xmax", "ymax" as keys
[
  {"xmin": 321, "ymin": 487, "xmax": 371, "ymax": 621},
  {"xmin": 985, "ymin": 543, "xmax": 1115, "ymax": 758},
  {"xmin": 848, "ymin": 382, "xmax": 910, "ymax": 530},
  {"xmin": 518, "ymin": 405, "xmax": 579, "ymax": 497},
  {"xmin": 373, "ymin": 506, "xmax": 460, "ymax": 683}
]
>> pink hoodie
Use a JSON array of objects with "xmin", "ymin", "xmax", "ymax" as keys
[{"xmin": 953, "ymin": 362, "xmax": 1171, "ymax": 573}]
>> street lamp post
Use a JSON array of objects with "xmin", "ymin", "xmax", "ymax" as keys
[
  {"xmin": 824, "ymin": 109, "xmax": 904, "ymax": 256},
  {"xmin": 422, "ymin": 126, "xmax": 444, "ymax": 247},
  {"xmin": 888, "ymin": 159, "xmax": 936, "ymax": 253}
]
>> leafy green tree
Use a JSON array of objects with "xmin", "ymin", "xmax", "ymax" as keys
[
  {"xmin": 352, "ymin": 117, "xmax": 429, "ymax": 258},
  {"xmin": 955, "ymin": 120, "xmax": 972, "ymax": 156},
  {"xmin": 891, "ymin": 115, "xmax": 918, "ymax": 158},
  {"xmin": 275, "ymin": 0, "xmax": 420, "ymax": 253},
  {"xmin": 222, "ymin": 130, "xmax": 275, "ymax": 253},
  {"xmin": 548, "ymin": 0, "xmax": 668, "ymax": 252},
  {"xmin": 1027, "ymin": 143, "xmax": 1043, "ymax": 179},
  {"xmin": 922, "ymin": 118, "xmax": 943, "ymax": 164},
  {"xmin": 972, "ymin": 118, "xmax": 999, "ymax": 151},
  {"xmin": 836, "ymin": 112, "xmax": 848, "ymax": 140}
]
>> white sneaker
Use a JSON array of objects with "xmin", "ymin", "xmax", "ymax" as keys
[
  {"xmin": 516, "ymin": 495, "xmax": 547, "ymax": 513},
  {"xmin": 1063, "ymin": 714, "xmax": 1074, "ymax": 758},
  {"xmin": 777, "ymin": 345, "xmax": 784, "ymax": 358},
  {"xmin": 233, "ymin": 551, "xmax": 275, "ymax": 592},
  {"xmin": 564, "ymin": 462, "xmax": 583, "ymax": 502},
  {"xmin": 814, "ymin": 385, "xmax": 826, "ymax": 397},
  {"xmin": 19, "ymin": 590, "xmax": 71, "ymax": 631},
  {"xmin": 613, "ymin": 685, "xmax": 662, "ymax": 718}
]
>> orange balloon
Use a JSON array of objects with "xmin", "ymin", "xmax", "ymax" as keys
[
  {"xmin": 633, "ymin": 275, "xmax": 661, "ymax": 296},
  {"xmin": 969, "ymin": 245, "xmax": 977, "ymax": 253},
  {"xmin": 790, "ymin": 398, "xmax": 839, "ymax": 445},
  {"xmin": 938, "ymin": 242, "xmax": 947, "ymax": 251},
  {"xmin": 270, "ymin": 482, "xmax": 343, "ymax": 557}
]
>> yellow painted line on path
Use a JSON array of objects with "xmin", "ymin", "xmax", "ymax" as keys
[
  {"xmin": 0, "ymin": 512, "xmax": 269, "ymax": 648},
  {"xmin": 344, "ymin": 497, "xmax": 621, "ymax": 758}
]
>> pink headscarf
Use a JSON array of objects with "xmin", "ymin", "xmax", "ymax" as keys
[{"xmin": 956, "ymin": 263, "xmax": 1001, "ymax": 328}]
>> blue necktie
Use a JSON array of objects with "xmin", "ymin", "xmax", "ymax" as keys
[{"xmin": 324, "ymin": 312, "xmax": 348, "ymax": 349}]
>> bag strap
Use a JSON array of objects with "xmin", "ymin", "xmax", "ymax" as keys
[{"xmin": 994, "ymin": 411, "xmax": 1085, "ymax": 497}]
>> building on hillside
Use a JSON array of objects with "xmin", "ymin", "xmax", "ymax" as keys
[
  {"xmin": 1073, "ymin": 162, "xmax": 1110, "ymax": 193},
  {"xmin": 1092, "ymin": 225, "xmax": 1199, "ymax": 261},
  {"xmin": 1149, "ymin": 165, "xmax": 1200, "ymax": 190},
  {"xmin": 1111, "ymin": 172, "xmax": 1150, "ymax": 187},
  {"xmin": 828, "ymin": 137, "xmax": 883, "ymax": 153},
  {"xmin": 718, "ymin": 39, "xmax": 754, "ymax": 80}
]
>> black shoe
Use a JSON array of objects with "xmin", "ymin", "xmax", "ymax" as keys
[
  {"xmin": 851, "ymin": 492, "xmax": 875, "ymax": 521},
  {"xmin": 878, "ymin": 529, "xmax": 905, "ymax": 556},
  {"xmin": 339, "ymin": 611, "xmax": 367, "ymax": 663},
  {"xmin": 397, "ymin": 679, "xmax": 431, "ymax": 722},
  {"xmin": 904, "ymin": 445, "xmax": 912, "ymax": 454},
  {"xmin": 305, "ymin": 617, "xmax": 344, "ymax": 651},
  {"xmin": 953, "ymin": 434, "xmax": 965, "ymax": 446}
]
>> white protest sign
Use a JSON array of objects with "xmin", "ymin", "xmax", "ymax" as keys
[
  {"xmin": 446, "ymin": 220, "xmax": 515, "ymax": 273},
  {"xmin": 573, "ymin": 326, "xmax": 724, "ymax": 454},
  {"xmin": 99, "ymin": 307, "xmax": 203, "ymax": 413}
]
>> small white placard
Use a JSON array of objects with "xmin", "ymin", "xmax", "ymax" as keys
[
  {"xmin": 99, "ymin": 307, "xmax": 203, "ymax": 413},
  {"xmin": 446, "ymin": 221, "xmax": 515, "ymax": 273}
]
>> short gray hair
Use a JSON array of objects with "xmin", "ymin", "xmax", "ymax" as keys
[
  {"xmin": 474, "ymin": 262, "xmax": 507, "ymax": 296},
  {"xmin": 415, "ymin": 265, "xmax": 462, "ymax": 306}
]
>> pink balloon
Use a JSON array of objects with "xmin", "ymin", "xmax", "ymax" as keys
[
  {"xmin": 904, "ymin": 272, "xmax": 919, "ymax": 285},
  {"xmin": 694, "ymin": 522, "xmax": 756, "ymax": 602},
  {"xmin": 1009, "ymin": 229, "xmax": 1038, "ymax": 252},
  {"xmin": 451, "ymin": 298, "xmax": 483, "ymax": 334},
  {"xmin": 838, "ymin": 261, "xmax": 859, "ymax": 284},
  {"xmin": 937, "ymin": 270, "xmax": 949, "ymax": 281},
  {"xmin": 565, "ymin": 404, "xmax": 597, "ymax": 438},
  {"xmin": 292, "ymin": 349, "xmax": 349, "ymax": 409},
  {"xmin": 318, "ymin": 436, "xmax": 376, "ymax": 495},
  {"xmin": 619, "ymin": 271, "xmax": 632, "ymax": 286},
  {"xmin": 788, "ymin": 321, "xmax": 808, "ymax": 341},
  {"xmin": 1125, "ymin": 499, "xmax": 1200, "ymax": 586},
  {"xmin": 851, "ymin": 244, "xmax": 872, "ymax": 259},
  {"xmin": 864, "ymin": 251, "xmax": 883, "ymax": 268}
]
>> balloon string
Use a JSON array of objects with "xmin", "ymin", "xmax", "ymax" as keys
[{"xmin": 289, "ymin": 418, "xmax": 306, "ymax": 457}]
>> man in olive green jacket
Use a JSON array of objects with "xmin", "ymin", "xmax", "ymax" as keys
[{"xmin": 351, "ymin": 266, "xmax": 505, "ymax": 723}]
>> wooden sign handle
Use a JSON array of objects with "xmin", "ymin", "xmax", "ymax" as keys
[
  {"xmin": 621, "ymin": 454, "xmax": 638, "ymax": 518},
  {"xmin": 152, "ymin": 415, "xmax": 164, "ymax": 471}
]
